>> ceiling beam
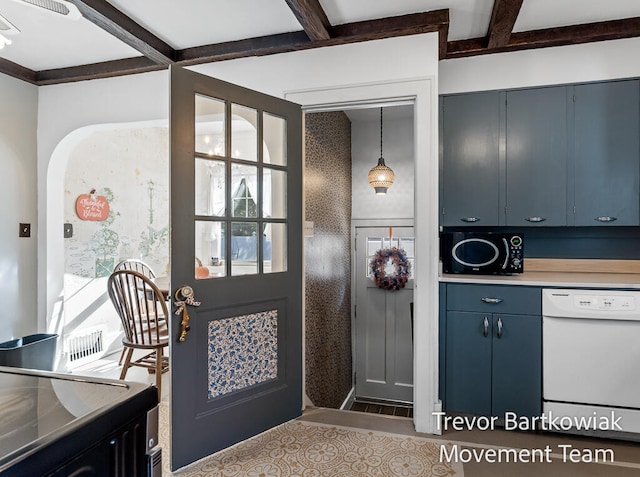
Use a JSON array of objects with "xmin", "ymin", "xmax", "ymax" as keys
[
  {"xmin": 68, "ymin": 0, "xmax": 175, "ymax": 65},
  {"xmin": 177, "ymin": 10, "xmax": 449, "ymax": 66},
  {"xmin": 447, "ymin": 17, "xmax": 640, "ymax": 58},
  {"xmin": 3, "ymin": 9, "xmax": 449, "ymax": 84},
  {"xmin": 438, "ymin": 11, "xmax": 450, "ymax": 59},
  {"xmin": 0, "ymin": 57, "xmax": 37, "ymax": 84},
  {"xmin": 284, "ymin": 0, "xmax": 332, "ymax": 41},
  {"xmin": 35, "ymin": 57, "xmax": 166, "ymax": 85},
  {"xmin": 176, "ymin": 32, "xmax": 311, "ymax": 65},
  {"xmin": 486, "ymin": 0, "xmax": 523, "ymax": 49}
]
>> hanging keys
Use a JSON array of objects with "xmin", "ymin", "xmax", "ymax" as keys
[{"xmin": 174, "ymin": 285, "xmax": 200, "ymax": 342}]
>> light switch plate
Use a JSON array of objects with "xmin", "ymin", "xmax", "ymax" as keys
[
  {"xmin": 304, "ymin": 221, "xmax": 314, "ymax": 238},
  {"xmin": 19, "ymin": 223, "xmax": 30, "ymax": 238}
]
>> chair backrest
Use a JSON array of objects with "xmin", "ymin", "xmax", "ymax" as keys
[
  {"xmin": 107, "ymin": 270, "xmax": 169, "ymax": 347},
  {"xmin": 113, "ymin": 259, "xmax": 157, "ymax": 279}
]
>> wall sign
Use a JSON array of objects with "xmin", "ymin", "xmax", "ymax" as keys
[{"xmin": 76, "ymin": 190, "xmax": 110, "ymax": 221}]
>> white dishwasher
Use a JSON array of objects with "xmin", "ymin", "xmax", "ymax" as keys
[{"xmin": 543, "ymin": 288, "xmax": 640, "ymax": 438}]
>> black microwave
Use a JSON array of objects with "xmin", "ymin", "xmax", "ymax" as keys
[{"xmin": 441, "ymin": 232, "xmax": 524, "ymax": 275}]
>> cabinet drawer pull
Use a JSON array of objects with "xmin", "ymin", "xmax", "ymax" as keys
[
  {"xmin": 460, "ymin": 217, "xmax": 480, "ymax": 223},
  {"xmin": 525, "ymin": 216, "xmax": 546, "ymax": 223},
  {"xmin": 481, "ymin": 297, "xmax": 503, "ymax": 304},
  {"xmin": 595, "ymin": 216, "xmax": 617, "ymax": 222},
  {"xmin": 497, "ymin": 317, "xmax": 503, "ymax": 338},
  {"xmin": 483, "ymin": 316, "xmax": 489, "ymax": 337}
]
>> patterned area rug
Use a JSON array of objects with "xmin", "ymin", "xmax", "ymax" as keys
[{"xmin": 159, "ymin": 404, "xmax": 464, "ymax": 477}]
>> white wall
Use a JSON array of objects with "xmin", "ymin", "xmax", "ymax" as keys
[
  {"xmin": 36, "ymin": 32, "xmax": 441, "ymax": 434},
  {"xmin": 190, "ymin": 36, "xmax": 436, "ymax": 98},
  {"xmin": 31, "ymin": 30, "xmax": 640, "ymax": 435},
  {"xmin": 440, "ymin": 36, "xmax": 640, "ymax": 94},
  {"xmin": 38, "ymin": 71, "xmax": 169, "ymax": 333},
  {"xmin": 351, "ymin": 115, "xmax": 414, "ymax": 219},
  {"xmin": 0, "ymin": 74, "xmax": 38, "ymax": 342},
  {"xmin": 37, "ymin": 33, "xmax": 439, "ymax": 333}
]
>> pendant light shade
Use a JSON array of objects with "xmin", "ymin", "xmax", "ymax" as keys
[{"xmin": 368, "ymin": 107, "xmax": 394, "ymax": 195}]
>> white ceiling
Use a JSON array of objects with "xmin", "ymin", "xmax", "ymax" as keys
[
  {"xmin": 0, "ymin": 0, "xmax": 640, "ymax": 72},
  {"xmin": 513, "ymin": 0, "xmax": 640, "ymax": 32},
  {"xmin": 106, "ymin": 0, "xmax": 303, "ymax": 50}
]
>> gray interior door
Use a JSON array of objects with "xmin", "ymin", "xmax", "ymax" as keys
[
  {"xmin": 169, "ymin": 65, "xmax": 302, "ymax": 471},
  {"xmin": 355, "ymin": 226, "xmax": 414, "ymax": 403}
]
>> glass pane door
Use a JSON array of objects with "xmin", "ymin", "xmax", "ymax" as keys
[{"xmin": 194, "ymin": 97, "xmax": 289, "ymax": 279}]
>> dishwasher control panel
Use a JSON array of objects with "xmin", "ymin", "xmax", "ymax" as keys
[
  {"xmin": 574, "ymin": 294, "xmax": 636, "ymax": 311},
  {"xmin": 543, "ymin": 289, "xmax": 640, "ymax": 320}
]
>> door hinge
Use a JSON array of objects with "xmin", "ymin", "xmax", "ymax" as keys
[
  {"xmin": 442, "ymin": 207, "xmax": 445, "ymax": 216},
  {"xmin": 573, "ymin": 206, "xmax": 576, "ymax": 214},
  {"xmin": 573, "ymin": 94, "xmax": 576, "ymax": 102},
  {"xmin": 354, "ymin": 305, "xmax": 357, "ymax": 319}
]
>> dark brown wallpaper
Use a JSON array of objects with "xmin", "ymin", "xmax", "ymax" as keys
[{"xmin": 304, "ymin": 111, "xmax": 352, "ymax": 408}]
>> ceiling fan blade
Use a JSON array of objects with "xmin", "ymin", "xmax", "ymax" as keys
[
  {"xmin": 11, "ymin": 0, "xmax": 81, "ymax": 20},
  {"xmin": 0, "ymin": 13, "xmax": 20, "ymax": 35}
]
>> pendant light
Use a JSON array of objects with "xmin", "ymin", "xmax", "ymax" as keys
[{"xmin": 368, "ymin": 107, "xmax": 395, "ymax": 195}]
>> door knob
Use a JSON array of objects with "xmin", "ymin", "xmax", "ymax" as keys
[{"xmin": 175, "ymin": 286, "xmax": 200, "ymax": 342}]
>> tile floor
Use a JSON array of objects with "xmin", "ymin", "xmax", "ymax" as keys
[
  {"xmin": 73, "ymin": 353, "xmax": 640, "ymax": 476},
  {"xmin": 304, "ymin": 407, "xmax": 640, "ymax": 477}
]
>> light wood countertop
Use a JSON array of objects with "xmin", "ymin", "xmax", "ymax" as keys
[{"xmin": 439, "ymin": 259, "xmax": 640, "ymax": 289}]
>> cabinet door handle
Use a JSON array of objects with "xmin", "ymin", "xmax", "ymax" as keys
[
  {"xmin": 460, "ymin": 217, "xmax": 480, "ymax": 223},
  {"xmin": 525, "ymin": 216, "xmax": 546, "ymax": 223},
  {"xmin": 497, "ymin": 317, "xmax": 503, "ymax": 338},
  {"xmin": 481, "ymin": 297, "xmax": 503, "ymax": 304},
  {"xmin": 483, "ymin": 316, "xmax": 489, "ymax": 337},
  {"xmin": 595, "ymin": 216, "xmax": 617, "ymax": 223}
]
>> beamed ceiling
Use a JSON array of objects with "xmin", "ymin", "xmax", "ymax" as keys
[{"xmin": 1, "ymin": 0, "xmax": 640, "ymax": 85}]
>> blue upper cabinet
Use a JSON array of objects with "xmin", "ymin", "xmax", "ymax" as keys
[
  {"xmin": 441, "ymin": 80, "xmax": 640, "ymax": 228},
  {"xmin": 441, "ymin": 92, "xmax": 502, "ymax": 227},
  {"xmin": 505, "ymin": 86, "xmax": 569, "ymax": 226},
  {"xmin": 572, "ymin": 80, "xmax": 640, "ymax": 226}
]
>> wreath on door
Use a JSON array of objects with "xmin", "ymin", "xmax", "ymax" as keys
[{"xmin": 370, "ymin": 247, "xmax": 411, "ymax": 291}]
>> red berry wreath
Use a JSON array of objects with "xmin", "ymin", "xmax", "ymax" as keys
[{"xmin": 370, "ymin": 247, "xmax": 411, "ymax": 291}]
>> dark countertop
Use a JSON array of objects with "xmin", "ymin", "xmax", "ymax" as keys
[{"xmin": 0, "ymin": 366, "xmax": 158, "ymax": 476}]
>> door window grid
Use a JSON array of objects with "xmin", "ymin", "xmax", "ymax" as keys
[
  {"xmin": 365, "ymin": 237, "xmax": 415, "ymax": 279},
  {"xmin": 195, "ymin": 96, "xmax": 288, "ymax": 279}
]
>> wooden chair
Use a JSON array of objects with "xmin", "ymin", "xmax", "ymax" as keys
[
  {"xmin": 107, "ymin": 269, "xmax": 169, "ymax": 399},
  {"xmin": 113, "ymin": 259, "xmax": 157, "ymax": 279},
  {"xmin": 113, "ymin": 259, "xmax": 157, "ymax": 364}
]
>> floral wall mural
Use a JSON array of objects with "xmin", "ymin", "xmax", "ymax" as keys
[
  {"xmin": 61, "ymin": 126, "xmax": 169, "ymax": 368},
  {"xmin": 64, "ymin": 127, "xmax": 169, "ymax": 279}
]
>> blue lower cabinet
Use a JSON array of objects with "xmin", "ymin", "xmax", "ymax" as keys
[
  {"xmin": 491, "ymin": 314, "xmax": 541, "ymax": 418},
  {"xmin": 445, "ymin": 312, "xmax": 492, "ymax": 415},
  {"xmin": 443, "ymin": 287, "xmax": 542, "ymax": 419}
]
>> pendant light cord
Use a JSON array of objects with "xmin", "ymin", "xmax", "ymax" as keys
[{"xmin": 380, "ymin": 107, "xmax": 383, "ymax": 158}]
